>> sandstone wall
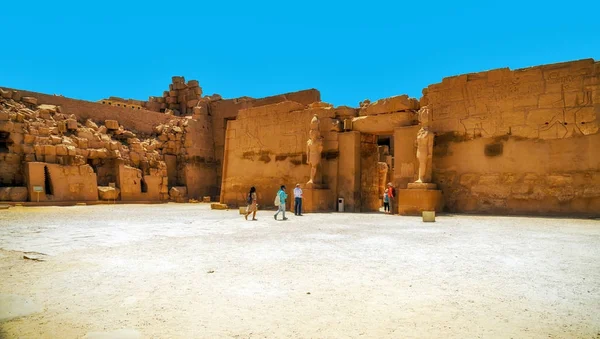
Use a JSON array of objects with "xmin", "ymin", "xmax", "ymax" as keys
[
  {"xmin": 0, "ymin": 87, "xmax": 174, "ymax": 135},
  {"xmin": 433, "ymin": 133, "xmax": 600, "ymax": 215},
  {"xmin": 422, "ymin": 59, "xmax": 599, "ymax": 138},
  {"xmin": 25, "ymin": 162, "xmax": 98, "ymax": 201},
  {"xmin": 423, "ymin": 58, "xmax": 600, "ymax": 215},
  {"xmin": 210, "ymin": 89, "xmax": 321, "ymax": 195},
  {"xmin": 220, "ymin": 101, "xmax": 336, "ymax": 208}
]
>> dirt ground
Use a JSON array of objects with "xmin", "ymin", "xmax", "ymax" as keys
[{"xmin": 0, "ymin": 204, "xmax": 599, "ymax": 339}]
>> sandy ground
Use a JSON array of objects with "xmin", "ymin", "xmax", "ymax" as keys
[{"xmin": 0, "ymin": 204, "xmax": 599, "ymax": 339}]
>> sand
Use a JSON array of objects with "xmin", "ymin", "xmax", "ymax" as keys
[{"xmin": 1, "ymin": 204, "xmax": 599, "ymax": 338}]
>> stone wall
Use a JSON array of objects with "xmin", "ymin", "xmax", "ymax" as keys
[
  {"xmin": 220, "ymin": 101, "xmax": 336, "ymax": 208},
  {"xmin": 422, "ymin": 59, "xmax": 599, "ymax": 138},
  {"xmin": 433, "ymin": 133, "xmax": 600, "ymax": 215},
  {"xmin": 209, "ymin": 89, "xmax": 321, "ymax": 195},
  {"xmin": 423, "ymin": 59, "xmax": 600, "ymax": 215},
  {"xmin": 25, "ymin": 162, "xmax": 98, "ymax": 202},
  {"xmin": 0, "ymin": 87, "xmax": 174, "ymax": 135},
  {"xmin": 359, "ymin": 134, "xmax": 380, "ymax": 212}
]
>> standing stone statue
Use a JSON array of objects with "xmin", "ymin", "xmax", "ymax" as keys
[
  {"xmin": 415, "ymin": 106, "xmax": 434, "ymax": 183},
  {"xmin": 307, "ymin": 114, "xmax": 324, "ymax": 185}
]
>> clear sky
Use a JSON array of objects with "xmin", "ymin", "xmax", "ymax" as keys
[{"xmin": 1, "ymin": 0, "xmax": 599, "ymax": 107}]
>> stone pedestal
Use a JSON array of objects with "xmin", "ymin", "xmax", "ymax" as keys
[
  {"xmin": 398, "ymin": 183, "xmax": 444, "ymax": 216},
  {"xmin": 299, "ymin": 185, "xmax": 333, "ymax": 212}
]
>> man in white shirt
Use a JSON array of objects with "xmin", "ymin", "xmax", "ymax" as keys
[{"xmin": 294, "ymin": 184, "xmax": 303, "ymax": 216}]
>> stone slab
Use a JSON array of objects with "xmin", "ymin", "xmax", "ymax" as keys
[
  {"xmin": 398, "ymin": 189, "xmax": 444, "ymax": 216},
  {"xmin": 211, "ymin": 203, "xmax": 228, "ymax": 210},
  {"xmin": 301, "ymin": 187, "xmax": 333, "ymax": 213}
]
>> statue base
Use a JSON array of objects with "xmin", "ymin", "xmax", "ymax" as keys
[
  {"xmin": 407, "ymin": 182, "xmax": 437, "ymax": 190},
  {"xmin": 398, "ymin": 183, "xmax": 444, "ymax": 216},
  {"xmin": 298, "ymin": 185, "xmax": 333, "ymax": 213}
]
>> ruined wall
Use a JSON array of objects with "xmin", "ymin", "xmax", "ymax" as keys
[
  {"xmin": 210, "ymin": 89, "xmax": 321, "ymax": 195},
  {"xmin": 0, "ymin": 87, "xmax": 174, "ymax": 135},
  {"xmin": 116, "ymin": 164, "xmax": 162, "ymax": 201},
  {"xmin": 423, "ymin": 58, "xmax": 600, "ymax": 215},
  {"xmin": 220, "ymin": 101, "xmax": 337, "ymax": 207},
  {"xmin": 25, "ymin": 162, "xmax": 98, "ymax": 201}
]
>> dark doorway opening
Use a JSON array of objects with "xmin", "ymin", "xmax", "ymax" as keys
[
  {"xmin": 44, "ymin": 166, "xmax": 53, "ymax": 195},
  {"xmin": 0, "ymin": 132, "xmax": 11, "ymax": 153}
]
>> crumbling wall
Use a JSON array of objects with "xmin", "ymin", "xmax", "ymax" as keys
[
  {"xmin": 423, "ymin": 58, "xmax": 600, "ymax": 215},
  {"xmin": 25, "ymin": 162, "xmax": 98, "ymax": 201},
  {"xmin": 0, "ymin": 86, "xmax": 173, "ymax": 134},
  {"xmin": 220, "ymin": 100, "xmax": 337, "ymax": 207}
]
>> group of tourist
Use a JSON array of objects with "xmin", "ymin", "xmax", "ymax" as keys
[
  {"xmin": 382, "ymin": 182, "xmax": 396, "ymax": 214},
  {"xmin": 243, "ymin": 182, "xmax": 397, "ymax": 220},
  {"xmin": 243, "ymin": 184, "xmax": 304, "ymax": 221}
]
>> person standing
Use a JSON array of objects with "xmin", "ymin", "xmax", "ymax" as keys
[
  {"xmin": 383, "ymin": 188, "xmax": 390, "ymax": 214},
  {"xmin": 294, "ymin": 184, "xmax": 303, "ymax": 216},
  {"xmin": 274, "ymin": 185, "xmax": 288, "ymax": 221},
  {"xmin": 387, "ymin": 182, "xmax": 396, "ymax": 215},
  {"xmin": 244, "ymin": 186, "xmax": 258, "ymax": 221}
]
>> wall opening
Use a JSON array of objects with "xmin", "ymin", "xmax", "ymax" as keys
[
  {"xmin": 44, "ymin": 166, "xmax": 53, "ymax": 195},
  {"xmin": 0, "ymin": 132, "xmax": 11, "ymax": 152},
  {"xmin": 141, "ymin": 178, "xmax": 148, "ymax": 193}
]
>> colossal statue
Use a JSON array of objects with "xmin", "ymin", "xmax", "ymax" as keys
[
  {"xmin": 307, "ymin": 114, "xmax": 324, "ymax": 185},
  {"xmin": 415, "ymin": 106, "xmax": 434, "ymax": 183}
]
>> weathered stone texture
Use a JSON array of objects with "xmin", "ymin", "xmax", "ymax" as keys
[{"xmin": 423, "ymin": 59, "xmax": 600, "ymax": 140}]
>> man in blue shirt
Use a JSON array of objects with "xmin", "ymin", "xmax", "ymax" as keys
[{"xmin": 274, "ymin": 185, "xmax": 288, "ymax": 220}]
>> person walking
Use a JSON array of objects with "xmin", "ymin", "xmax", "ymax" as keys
[
  {"xmin": 387, "ymin": 182, "xmax": 396, "ymax": 215},
  {"xmin": 294, "ymin": 183, "xmax": 303, "ymax": 216},
  {"xmin": 244, "ymin": 186, "xmax": 258, "ymax": 221},
  {"xmin": 274, "ymin": 185, "xmax": 288, "ymax": 221},
  {"xmin": 383, "ymin": 188, "xmax": 390, "ymax": 214}
]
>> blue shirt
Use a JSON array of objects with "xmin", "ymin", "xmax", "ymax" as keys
[{"xmin": 278, "ymin": 189, "xmax": 288, "ymax": 204}]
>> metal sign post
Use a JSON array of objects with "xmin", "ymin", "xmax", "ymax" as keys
[{"xmin": 33, "ymin": 186, "xmax": 43, "ymax": 202}]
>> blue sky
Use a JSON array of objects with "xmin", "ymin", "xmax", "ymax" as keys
[{"xmin": 1, "ymin": 0, "xmax": 599, "ymax": 107}]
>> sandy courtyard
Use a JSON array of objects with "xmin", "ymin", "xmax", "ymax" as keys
[{"xmin": 0, "ymin": 204, "xmax": 599, "ymax": 338}]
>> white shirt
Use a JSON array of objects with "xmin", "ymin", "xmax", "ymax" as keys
[{"xmin": 294, "ymin": 187, "xmax": 303, "ymax": 198}]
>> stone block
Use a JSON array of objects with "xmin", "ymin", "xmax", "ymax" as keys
[
  {"xmin": 105, "ymin": 120, "xmax": 119, "ymax": 130},
  {"xmin": 0, "ymin": 112, "xmax": 9, "ymax": 121},
  {"xmin": 85, "ymin": 119, "xmax": 99, "ymax": 130},
  {"xmin": 57, "ymin": 121, "xmax": 67, "ymax": 133},
  {"xmin": 38, "ymin": 104, "xmax": 58, "ymax": 113},
  {"xmin": 55, "ymin": 145, "xmax": 68, "ymax": 156},
  {"xmin": 0, "ymin": 121, "xmax": 14, "ymax": 132},
  {"xmin": 9, "ymin": 187, "xmax": 27, "ymax": 202},
  {"xmin": 43, "ymin": 145, "xmax": 56, "ymax": 156},
  {"xmin": 66, "ymin": 119, "xmax": 78, "ymax": 130},
  {"xmin": 98, "ymin": 186, "xmax": 120, "ymax": 200},
  {"xmin": 398, "ymin": 189, "xmax": 444, "ymax": 215},
  {"xmin": 203, "ymin": 196, "xmax": 211, "ymax": 203},
  {"xmin": 187, "ymin": 80, "xmax": 199, "ymax": 87},
  {"xmin": 0, "ymin": 88, "xmax": 11, "ymax": 99},
  {"xmin": 21, "ymin": 97, "xmax": 37, "ymax": 105},
  {"xmin": 173, "ymin": 82, "xmax": 187, "ymax": 90},
  {"xmin": 172, "ymin": 76, "xmax": 185, "ymax": 84},
  {"xmin": 211, "ymin": 203, "xmax": 228, "ymax": 210},
  {"xmin": 0, "ymin": 187, "xmax": 10, "ymax": 201}
]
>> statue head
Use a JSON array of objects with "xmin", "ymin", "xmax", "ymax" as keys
[{"xmin": 418, "ymin": 106, "xmax": 431, "ymax": 128}]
